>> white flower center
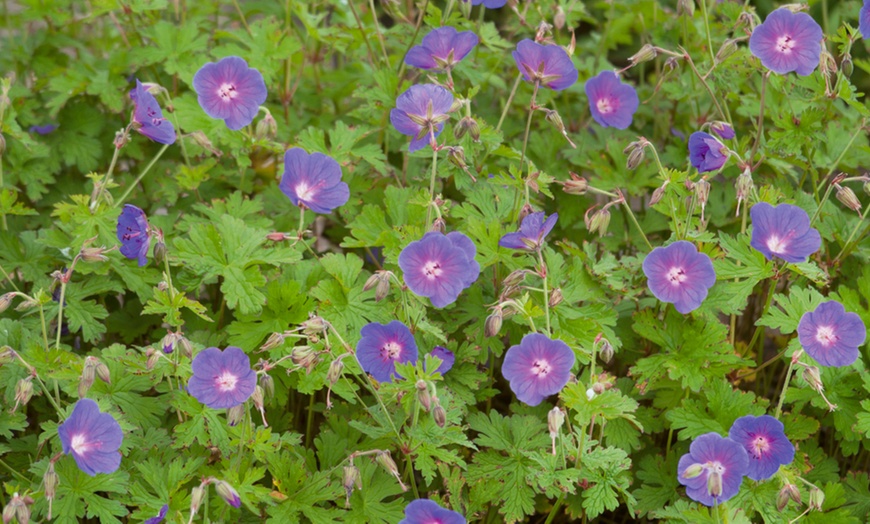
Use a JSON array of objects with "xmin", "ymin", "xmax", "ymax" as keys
[
  {"xmin": 218, "ymin": 83, "xmax": 238, "ymax": 101},
  {"xmin": 216, "ymin": 371, "xmax": 238, "ymax": 392},
  {"xmin": 531, "ymin": 359, "xmax": 551, "ymax": 377},
  {"xmin": 380, "ymin": 342, "xmax": 401, "ymax": 360},
  {"xmin": 296, "ymin": 182, "xmax": 315, "ymax": 202},
  {"xmin": 422, "ymin": 261, "xmax": 442, "ymax": 280},
  {"xmin": 766, "ymin": 235, "xmax": 787, "ymax": 254},
  {"xmin": 666, "ymin": 267, "xmax": 687, "ymax": 285},
  {"xmin": 596, "ymin": 98, "xmax": 614, "ymax": 115},
  {"xmin": 751, "ymin": 436, "xmax": 769, "ymax": 458},
  {"xmin": 71, "ymin": 433, "xmax": 90, "ymax": 455},
  {"xmin": 775, "ymin": 35, "xmax": 796, "ymax": 54},
  {"xmin": 815, "ymin": 325, "xmax": 838, "ymax": 347}
]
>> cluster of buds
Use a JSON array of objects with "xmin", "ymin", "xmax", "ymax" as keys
[
  {"xmin": 453, "ymin": 115, "xmax": 480, "ymax": 142},
  {"xmin": 2, "ymin": 493, "xmax": 33, "ymax": 524},
  {"xmin": 79, "ymin": 356, "xmax": 111, "ymax": 398},
  {"xmin": 776, "ymin": 483, "xmax": 801, "ymax": 511},
  {"xmin": 363, "ymin": 271, "xmax": 393, "ymax": 302},
  {"xmin": 547, "ymin": 407, "xmax": 565, "ymax": 455},
  {"xmin": 585, "ymin": 194, "xmax": 623, "ymax": 238},
  {"xmin": 623, "ymin": 138, "xmax": 650, "ymax": 171},
  {"xmin": 289, "ymin": 346, "xmax": 321, "ymax": 374},
  {"xmin": 586, "ymin": 372, "xmax": 615, "ymax": 400}
]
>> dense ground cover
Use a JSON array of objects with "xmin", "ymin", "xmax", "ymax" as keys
[{"xmin": 2, "ymin": 0, "xmax": 870, "ymax": 522}]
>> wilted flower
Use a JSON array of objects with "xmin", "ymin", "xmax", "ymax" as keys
[
  {"xmin": 405, "ymin": 27, "xmax": 478, "ymax": 71},
  {"xmin": 728, "ymin": 415, "xmax": 795, "ymax": 481},
  {"xmin": 749, "ymin": 8, "xmax": 823, "ymax": 76},
  {"xmin": 398, "ymin": 231, "xmax": 480, "ymax": 308},
  {"xmin": 143, "ymin": 504, "xmax": 169, "ymax": 524},
  {"xmin": 642, "ymin": 241, "xmax": 716, "ymax": 314},
  {"xmin": 116, "ymin": 204, "xmax": 151, "ymax": 267},
  {"xmin": 797, "ymin": 300, "xmax": 867, "ymax": 367},
  {"xmin": 677, "ymin": 432, "xmax": 749, "ymax": 507},
  {"xmin": 512, "ymin": 39, "xmax": 578, "ymax": 91},
  {"xmin": 710, "ymin": 121, "xmax": 735, "ymax": 140},
  {"xmin": 187, "ymin": 346, "xmax": 257, "ymax": 409},
  {"xmin": 356, "ymin": 321, "xmax": 418, "ymax": 383},
  {"xmin": 502, "ymin": 333, "xmax": 575, "ymax": 406},
  {"xmin": 749, "ymin": 202, "xmax": 821, "ymax": 263},
  {"xmin": 279, "ymin": 148, "xmax": 350, "ymax": 214},
  {"xmin": 129, "ymin": 80, "xmax": 176, "ymax": 145},
  {"xmin": 399, "ymin": 499, "xmax": 466, "ymax": 524},
  {"xmin": 688, "ymin": 132, "xmax": 728, "ymax": 173},
  {"xmin": 193, "ymin": 56, "xmax": 268, "ymax": 130},
  {"xmin": 585, "ymin": 71, "xmax": 640, "ymax": 129},
  {"xmin": 57, "ymin": 399, "xmax": 123, "ymax": 476},
  {"xmin": 390, "ymin": 84, "xmax": 454, "ymax": 152},
  {"xmin": 428, "ymin": 346, "xmax": 455, "ymax": 375},
  {"xmin": 499, "ymin": 212, "xmax": 558, "ymax": 252}
]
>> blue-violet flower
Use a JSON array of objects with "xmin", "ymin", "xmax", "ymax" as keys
[
  {"xmin": 193, "ymin": 56, "xmax": 267, "ymax": 130},
  {"xmin": 356, "ymin": 321, "xmax": 419, "ymax": 383},
  {"xmin": 749, "ymin": 8, "xmax": 823, "ymax": 76},
  {"xmin": 279, "ymin": 148, "xmax": 350, "ymax": 214},
  {"xmin": 499, "ymin": 212, "xmax": 558, "ymax": 252},
  {"xmin": 512, "ymin": 39, "xmax": 578, "ymax": 91},
  {"xmin": 57, "ymin": 399, "xmax": 124, "ymax": 476},
  {"xmin": 797, "ymin": 300, "xmax": 866, "ymax": 367},
  {"xmin": 585, "ymin": 71, "xmax": 639, "ymax": 129},
  {"xmin": 405, "ymin": 27, "xmax": 478, "ymax": 71},
  {"xmin": 399, "ymin": 499, "xmax": 466, "ymax": 524},
  {"xmin": 642, "ymin": 241, "xmax": 716, "ymax": 314},
  {"xmin": 398, "ymin": 231, "xmax": 480, "ymax": 308},
  {"xmin": 749, "ymin": 202, "xmax": 821, "ymax": 263},
  {"xmin": 130, "ymin": 80, "xmax": 176, "ymax": 145},
  {"xmin": 677, "ymin": 432, "xmax": 749, "ymax": 507},
  {"xmin": 390, "ymin": 84, "xmax": 454, "ymax": 152},
  {"xmin": 117, "ymin": 204, "xmax": 151, "ymax": 267},
  {"xmin": 689, "ymin": 132, "xmax": 728, "ymax": 173},
  {"xmin": 502, "ymin": 333, "xmax": 575, "ymax": 406},
  {"xmin": 188, "ymin": 346, "xmax": 257, "ymax": 409},
  {"xmin": 728, "ymin": 415, "xmax": 795, "ymax": 481}
]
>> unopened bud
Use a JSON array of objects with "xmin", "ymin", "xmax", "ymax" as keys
[
  {"xmin": 586, "ymin": 208, "xmax": 611, "ymax": 237},
  {"xmin": 715, "ymin": 38, "xmax": 739, "ymax": 63},
  {"xmin": 260, "ymin": 373, "xmax": 274, "ymax": 400},
  {"xmin": 432, "ymin": 401, "xmax": 447, "ymax": 428},
  {"xmin": 14, "ymin": 297, "xmax": 38, "ymax": 312},
  {"xmin": 777, "ymin": 483, "xmax": 800, "ymax": 511},
  {"xmin": 260, "ymin": 332, "xmax": 286, "ymax": 352},
  {"xmin": 2, "ymin": 493, "xmax": 30, "ymax": 524},
  {"xmin": 835, "ymin": 184, "xmax": 862, "ymax": 213},
  {"xmin": 0, "ymin": 346, "xmax": 13, "ymax": 365},
  {"xmin": 485, "ymin": 307, "xmax": 503, "ymax": 337},
  {"xmin": 95, "ymin": 361, "xmax": 111, "ymax": 384},
  {"xmin": 416, "ymin": 380, "xmax": 432, "ymax": 411},
  {"xmin": 710, "ymin": 121, "xmax": 735, "ymax": 140},
  {"xmin": 808, "ymin": 486, "xmax": 824, "ymax": 511},
  {"xmin": 592, "ymin": 382, "xmax": 605, "ymax": 394},
  {"xmin": 375, "ymin": 275, "xmax": 390, "ymax": 302},
  {"xmin": 447, "ymin": 146, "xmax": 468, "ymax": 170},
  {"xmin": 518, "ymin": 204, "xmax": 533, "ymax": 226},
  {"xmin": 14, "ymin": 378, "xmax": 33, "ymax": 410},
  {"xmin": 226, "ymin": 404, "xmax": 245, "ymax": 426},
  {"xmin": 650, "ymin": 181, "xmax": 669, "ymax": 206},
  {"xmin": 664, "ymin": 56, "xmax": 680, "ymax": 73},
  {"xmin": 803, "ymin": 365, "xmax": 823, "ymax": 392},
  {"xmin": 162, "ymin": 332, "xmax": 178, "ymax": 354},
  {"xmin": 145, "ymin": 348, "xmax": 160, "ymax": 370},
  {"xmin": 179, "ymin": 335, "xmax": 193, "ymax": 359},
  {"xmin": 343, "ymin": 465, "xmax": 362, "ymax": 507},
  {"xmin": 301, "ymin": 315, "xmax": 327, "ymax": 334},
  {"xmin": 291, "ymin": 346, "xmax": 320, "ymax": 373},
  {"xmin": 563, "ymin": 173, "xmax": 588, "ymax": 195},
  {"xmin": 682, "ymin": 463, "xmax": 704, "ymax": 479},
  {"xmin": 251, "ymin": 385, "xmax": 265, "ymax": 410},
  {"xmin": 548, "ymin": 288, "xmax": 563, "ymax": 308},
  {"xmin": 152, "ymin": 240, "xmax": 167, "ymax": 265},
  {"xmin": 376, "ymin": 450, "xmax": 407, "ymax": 490},
  {"xmin": 190, "ymin": 130, "xmax": 221, "ymax": 157},
  {"xmin": 255, "ymin": 112, "xmax": 278, "ymax": 140},
  {"xmin": 842, "ymin": 53, "xmax": 853, "ymax": 78},
  {"xmin": 677, "ymin": 0, "xmax": 694, "ymax": 16},
  {"xmin": 0, "ymin": 293, "xmax": 13, "ymax": 313},
  {"xmin": 215, "ymin": 480, "xmax": 241, "ymax": 508},
  {"xmin": 503, "ymin": 269, "xmax": 528, "ymax": 288},
  {"xmin": 190, "ymin": 485, "xmax": 205, "ymax": 516},
  {"xmin": 545, "ymin": 109, "xmax": 565, "ymax": 133},
  {"xmin": 707, "ymin": 470, "xmax": 723, "ymax": 498},
  {"xmin": 735, "ymin": 170, "xmax": 754, "ymax": 215},
  {"xmin": 695, "ymin": 177, "xmax": 711, "ymax": 219},
  {"xmin": 431, "ymin": 217, "xmax": 446, "ymax": 233},
  {"xmin": 455, "ymin": 116, "xmax": 480, "ymax": 141},
  {"xmin": 548, "ymin": 406, "xmax": 565, "ymax": 437},
  {"xmin": 599, "ymin": 339, "xmax": 614, "ymax": 364},
  {"xmin": 626, "ymin": 146, "xmax": 646, "ymax": 170},
  {"xmin": 327, "ymin": 358, "xmax": 345, "ymax": 387},
  {"xmin": 114, "ymin": 128, "xmax": 130, "ymax": 149},
  {"xmin": 629, "ymin": 44, "xmax": 657, "ymax": 65},
  {"xmin": 80, "ymin": 246, "xmax": 110, "ymax": 263},
  {"xmin": 79, "ymin": 359, "xmax": 96, "ymax": 397},
  {"xmin": 363, "ymin": 273, "xmax": 380, "ymax": 292},
  {"xmin": 553, "ymin": 6, "xmax": 566, "ymax": 29}
]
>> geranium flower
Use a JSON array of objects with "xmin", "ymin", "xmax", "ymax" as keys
[
  {"xmin": 728, "ymin": 415, "xmax": 795, "ymax": 481},
  {"xmin": 398, "ymin": 231, "xmax": 480, "ymax": 308},
  {"xmin": 861, "ymin": 1, "xmax": 870, "ymax": 39},
  {"xmin": 710, "ymin": 121, "xmax": 735, "ymax": 140},
  {"xmin": 116, "ymin": 204, "xmax": 151, "ymax": 267},
  {"xmin": 193, "ymin": 56, "xmax": 267, "ymax": 130},
  {"xmin": 677, "ymin": 432, "xmax": 749, "ymax": 507},
  {"xmin": 749, "ymin": 203, "xmax": 821, "ymax": 263},
  {"xmin": 57, "ymin": 399, "xmax": 124, "ymax": 476},
  {"xmin": 429, "ymin": 346, "xmax": 455, "ymax": 375},
  {"xmin": 405, "ymin": 27, "xmax": 478, "ymax": 70},
  {"xmin": 188, "ymin": 346, "xmax": 257, "ymax": 409},
  {"xmin": 512, "ymin": 39, "xmax": 578, "ymax": 91},
  {"xmin": 585, "ymin": 71, "xmax": 639, "ymax": 129},
  {"xmin": 399, "ymin": 499, "xmax": 466, "ymax": 524},
  {"xmin": 642, "ymin": 241, "xmax": 716, "ymax": 314},
  {"xmin": 390, "ymin": 84, "xmax": 454, "ymax": 152},
  {"xmin": 797, "ymin": 300, "xmax": 867, "ymax": 367},
  {"xmin": 279, "ymin": 148, "xmax": 350, "ymax": 214},
  {"xmin": 29, "ymin": 124, "xmax": 58, "ymax": 135},
  {"xmin": 144, "ymin": 504, "xmax": 169, "ymax": 524},
  {"xmin": 502, "ymin": 333, "xmax": 575, "ymax": 406},
  {"xmin": 356, "ymin": 321, "xmax": 419, "ymax": 383},
  {"xmin": 499, "ymin": 211, "xmax": 558, "ymax": 251},
  {"xmin": 466, "ymin": 0, "xmax": 506, "ymax": 7},
  {"xmin": 749, "ymin": 8, "xmax": 823, "ymax": 76},
  {"xmin": 129, "ymin": 80, "xmax": 176, "ymax": 145},
  {"xmin": 688, "ymin": 132, "xmax": 728, "ymax": 173}
]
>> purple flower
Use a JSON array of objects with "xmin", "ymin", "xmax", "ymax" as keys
[
  {"xmin": 390, "ymin": 84, "xmax": 454, "ymax": 152},
  {"xmin": 728, "ymin": 415, "xmax": 795, "ymax": 481},
  {"xmin": 356, "ymin": 321, "xmax": 419, "ymax": 383},
  {"xmin": 749, "ymin": 8, "xmax": 823, "ymax": 76},
  {"xmin": 398, "ymin": 231, "xmax": 480, "ymax": 308},
  {"xmin": 677, "ymin": 432, "xmax": 749, "ymax": 507},
  {"xmin": 502, "ymin": 333, "xmax": 575, "ymax": 406},
  {"xmin": 512, "ymin": 39, "xmax": 578, "ymax": 91},
  {"xmin": 193, "ymin": 56, "xmax": 267, "ymax": 130},
  {"xmin": 399, "ymin": 499, "xmax": 466, "ymax": 524},
  {"xmin": 143, "ymin": 504, "xmax": 169, "ymax": 524},
  {"xmin": 117, "ymin": 204, "xmax": 151, "ymax": 267},
  {"xmin": 749, "ymin": 203, "xmax": 821, "ymax": 263},
  {"xmin": 428, "ymin": 346, "xmax": 455, "ymax": 375},
  {"xmin": 585, "ymin": 71, "xmax": 639, "ymax": 129},
  {"xmin": 710, "ymin": 121, "xmax": 735, "ymax": 140},
  {"xmin": 57, "ymin": 399, "xmax": 123, "ymax": 476},
  {"xmin": 499, "ymin": 211, "xmax": 558, "ymax": 251},
  {"xmin": 466, "ymin": 0, "xmax": 506, "ymax": 7},
  {"xmin": 797, "ymin": 300, "xmax": 867, "ymax": 367},
  {"xmin": 129, "ymin": 80, "xmax": 176, "ymax": 145},
  {"xmin": 405, "ymin": 27, "xmax": 478, "ymax": 70},
  {"xmin": 215, "ymin": 480, "xmax": 241, "ymax": 508},
  {"xmin": 29, "ymin": 124, "xmax": 58, "ymax": 135},
  {"xmin": 688, "ymin": 132, "xmax": 728, "ymax": 173},
  {"xmin": 861, "ymin": 0, "xmax": 870, "ymax": 39},
  {"xmin": 642, "ymin": 241, "xmax": 716, "ymax": 314},
  {"xmin": 188, "ymin": 347, "xmax": 257, "ymax": 409},
  {"xmin": 279, "ymin": 148, "xmax": 349, "ymax": 214}
]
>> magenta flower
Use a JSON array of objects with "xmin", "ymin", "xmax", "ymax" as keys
[
  {"xmin": 862, "ymin": 1, "xmax": 870, "ymax": 39},
  {"xmin": 728, "ymin": 415, "xmax": 795, "ymax": 481},
  {"xmin": 749, "ymin": 203, "xmax": 821, "ymax": 263},
  {"xmin": 797, "ymin": 300, "xmax": 867, "ymax": 367},
  {"xmin": 398, "ymin": 231, "xmax": 480, "ymax": 308},
  {"xmin": 749, "ymin": 8, "xmax": 823, "ymax": 76},
  {"xmin": 688, "ymin": 132, "xmax": 728, "ymax": 173},
  {"xmin": 57, "ymin": 399, "xmax": 124, "ymax": 476},
  {"xmin": 502, "ymin": 333, "xmax": 575, "ymax": 406},
  {"xmin": 710, "ymin": 122, "xmax": 735, "ymax": 140},
  {"xmin": 466, "ymin": 0, "xmax": 506, "ymax": 7},
  {"xmin": 399, "ymin": 499, "xmax": 466, "ymax": 524},
  {"xmin": 429, "ymin": 346, "xmax": 455, "ymax": 375},
  {"xmin": 390, "ymin": 84, "xmax": 454, "ymax": 152},
  {"xmin": 585, "ymin": 71, "xmax": 639, "ymax": 129},
  {"xmin": 499, "ymin": 211, "xmax": 558, "ymax": 252},
  {"xmin": 677, "ymin": 433, "xmax": 749, "ymax": 507},
  {"xmin": 29, "ymin": 124, "xmax": 58, "ymax": 135},
  {"xmin": 512, "ymin": 39, "xmax": 578, "ymax": 91},
  {"xmin": 130, "ymin": 80, "xmax": 176, "ymax": 145},
  {"xmin": 279, "ymin": 148, "xmax": 349, "ymax": 214},
  {"xmin": 188, "ymin": 347, "xmax": 257, "ymax": 409},
  {"xmin": 143, "ymin": 504, "xmax": 169, "ymax": 524},
  {"xmin": 356, "ymin": 321, "xmax": 419, "ymax": 383},
  {"xmin": 642, "ymin": 241, "xmax": 716, "ymax": 314},
  {"xmin": 193, "ymin": 56, "xmax": 267, "ymax": 130},
  {"xmin": 405, "ymin": 27, "xmax": 478, "ymax": 71},
  {"xmin": 117, "ymin": 204, "xmax": 151, "ymax": 267}
]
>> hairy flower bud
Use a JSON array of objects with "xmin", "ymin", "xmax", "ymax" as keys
[
  {"xmin": 629, "ymin": 44, "xmax": 657, "ymax": 65},
  {"xmin": 808, "ymin": 486, "xmax": 824, "ymax": 511},
  {"xmin": 362, "ymin": 274, "xmax": 380, "ymax": 292},
  {"xmin": 0, "ymin": 293, "xmax": 13, "ymax": 314},
  {"xmin": 485, "ymin": 307, "xmax": 503, "ymax": 337},
  {"xmin": 291, "ymin": 346, "xmax": 320, "ymax": 373},
  {"xmin": 255, "ymin": 112, "xmax": 278, "ymax": 140},
  {"xmin": 14, "ymin": 296, "xmax": 38, "ymax": 312},
  {"xmin": 301, "ymin": 315, "xmax": 327, "ymax": 335},
  {"xmin": 0, "ymin": 346, "xmax": 13, "ymax": 365},
  {"xmin": 162, "ymin": 332, "xmax": 178, "ymax": 355},
  {"xmin": 327, "ymin": 358, "xmax": 345, "ymax": 387},
  {"xmin": 454, "ymin": 116, "xmax": 480, "ymax": 141},
  {"xmin": 695, "ymin": 177, "xmax": 711, "ymax": 220},
  {"xmin": 835, "ymin": 184, "xmax": 862, "ymax": 213},
  {"xmin": 446, "ymin": 146, "xmax": 468, "ymax": 171},
  {"xmin": 599, "ymin": 338, "xmax": 614, "ymax": 364},
  {"xmin": 2, "ymin": 493, "xmax": 30, "ymax": 524},
  {"xmin": 259, "ymin": 373, "xmax": 275, "ymax": 400},
  {"xmin": 586, "ymin": 208, "xmax": 611, "ymax": 237},
  {"xmin": 343, "ymin": 465, "xmax": 362, "ymax": 507},
  {"xmin": 416, "ymin": 380, "xmax": 432, "ymax": 412},
  {"xmin": 802, "ymin": 365, "xmax": 823, "ymax": 392},
  {"xmin": 79, "ymin": 246, "xmax": 110, "ymax": 263},
  {"xmin": 13, "ymin": 378, "xmax": 33, "ymax": 411},
  {"xmin": 261, "ymin": 332, "xmax": 286, "ymax": 352},
  {"xmin": 215, "ymin": 480, "xmax": 241, "ymax": 508},
  {"xmin": 145, "ymin": 348, "xmax": 159, "ymax": 371},
  {"xmin": 79, "ymin": 358, "xmax": 97, "ymax": 397},
  {"xmin": 777, "ymin": 483, "xmax": 800, "ymax": 511},
  {"xmin": 563, "ymin": 172, "xmax": 588, "ymax": 195},
  {"xmin": 95, "ymin": 360, "xmax": 111, "ymax": 384},
  {"xmin": 548, "ymin": 406, "xmax": 565, "ymax": 438},
  {"xmin": 548, "ymin": 288, "xmax": 563, "ymax": 308},
  {"xmin": 626, "ymin": 146, "xmax": 646, "ymax": 171},
  {"xmin": 226, "ymin": 404, "xmax": 245, "ymax": 426},
  {"xmin": 152, "ymin": 240, "xmax": 167, "ymax": 265},
  {"xmin": 431, "ymin": 217, "xmax": 446, "ymax": 234},
  {"xmin": 715, "ymin": 38, "xmax": 739, "ymax": 63},
  {"xmin": 190, "ymin": 485, "xmax": 205, "ymax": 516},
  {"xmin": 677, "ymin": 0, "xmax": 694, "ymax": 16},
  {"xmin": 432, "ymin": 401, "xmax": 447, "ymax": 428},
  {"xmin": 376, "ymin": 450, "xmax": 407, "ymax": 490},
  {"xmin": 44, "ymin": 463, "xmax": 59, "ymax": 519},
  {"xmin": 650, "ymin": 180, "xmax": 669, "ymax": 206},
  {"xmin": 841, "ymin": 53, "xmax": 853, "ymax": 78}
]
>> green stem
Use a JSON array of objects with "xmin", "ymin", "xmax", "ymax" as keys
[
  {"xmin": 621, "ymin": 197, "xmax": 654, "ymax": 250},
  {"xmin": 55, "ymin": 282, "xmax": 68, "ymax": 350},
  {"xmin": 348, "ymin": 0, "xmax": 378, "ymax": 65},
  {"xmin": 0, "ymin": 458, "xmax": 29, "ymax": 483},
  {"xmin": 832, "ymin": 203, "xmax": 870, "ymax": 263},
  {"xmin": 297, "ymin": 205, "xmax": 306, "ymax": 239},
  {"xmin": 698, "ymin": 0, "xmax": 716, "ymax": 64},
  {"xmin": 91, "ymin": 133, "xmax": 125, "ymax": 211},
  {"xmin": 809, "ymin": 120, "xmax": 865, "ymax": 226},
  {"xmin": 748, "ymin": 72, "xmax": 769, "ymax": 165},
  {"xmin": 114, "ymin": 143, "xmax": 170, "ymax": 207},
  {"xmin": 520, "ymin": 82, "xmax": 540, "ymax": 208},
  {"xmin": 496, "ymin": 73, "xmax": 523, "ymax": 133},
  {"xmin": 683, "ymin": 50, "xmax": 729, "ymax": 123},
  {"xmin": 0, "ymin": 153, "xmax": 6, "ymax": 231},
  {"xmin": 164, "ymin": 93, "xmax": 189, "ymax": 166},
  {"xmin": 0, "ymin": 263, "xmax": 19, "ymax": 291},
  {"xmin": 230, "ymin": 0, "xmax": 252, "ymax": 35},
  {"xmin": 38, "ymin": 303, "xmax": 49, "ymax": 350},
  {"xmin": 305, "ymin": 392, "xmax": 315, "ymax": 447},
  {"xmin": 537, "ymin": 250, "xmax": 551, "ymax": 336},
  {"xmin": 543, "ymin": 495, "xmax": 564, "ymax": 524},
  {"xmin": 367, "ymin": 0, "xmax": 390, "ymax": 66},
  {"xmin": 426, "ymin": 145, "xmax": 438, "ymax": 225},
  {"xmin": 395, "ymin": 0, "xmax": 428, "ymax": 78},
  {"xmin": 749, "ymin": 280, "xmax": 776, "ymax": 366},
  {"xmin": 774, "ymin": 356, "xmax": 796, "ymax": 419}
]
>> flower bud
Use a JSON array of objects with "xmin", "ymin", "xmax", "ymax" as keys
[
  {"xmin": 599, "ymin": 338, "xmax": 614, "ymax": 364},
  {"xmin": 416, "ymin": 380, "xmax": 432, "ymax": 412},
  {"xmin": 226, "ymin": 404, "xmax": 245, "ymax": 426},
  {"xmin": 835, "ymin": 184, "xmax": 862, "ymax": 213},
  {"xmin": 548, "ymin": 406, "xmax": 565, "ymax": 438},
  {"xmin": 301, "ymin": 315, "xmax": 327, "ymax": 334},
  {"xmin": 586, "ymin": 208, "xmax": 611, "ymax": 237},
  {"xmin": 695, "ymin": 177, "xmax": 711, "ymax": 219},
  {"xmin": 80, "ymin": 246, "xmax": 110, "ymax": 263},
  {"xmin": 362, "ymin": 274, "xmax": 380, "ymax": 292},
  {"xmin": 710, "ymin": 121, "xmax": 735, "ymax": 140},
  {"xmin": 554, "ymin": 6, "xmax": 566, "ymax": 29},
  {"xmin": 375, "ymin": 275, "xmax": 390, "ymax": 302},
  {"xmin": 190, "ymin": 485, "xmax": 205, "ymax": 515},
  {"xmin": 0, "ymin": 293, "xmax": 13, "ymax": 314},
  {"xmin": 0, "ymin": 346, "xmax": 12, "ymax": 366},
  {"xmin": 518, "ymin": 204, "xmax": 533, "ymax": 226},
  {"xmin": 95, "ymin": 360, "xmax": 111, "ymax": 384},
  {"xmin": 260, "ymin": 332, "xmax": 286, "ymax": 352},
  {"xmin": 485, "ymin": 307, "xmax": 503, "ymax": 337},
  {"xmin": 2, "ymin": 493, "xmax": 30, "ymax": 524},
  {"xmin": 735, "ymin": 170, "xmax": 754, "ymax": 215},
  {"xmin": 808, "ymin": 486, "xmax": 824, "ymax": 511},
  {"xmin": 777, "ymin": 483, "xmax": 800, "ymax": 511},
  {"xmin": 548, "ymin": 288, "xmax": 563, "ymax": 308},
  {"xmin": 190, "ymin": 130, "xmax": 221, "ymax": 157},
  {"xmin": 145, "ymin": 348, "xmax": 160, "ymax": 370},
  {"xmin": 629, "ymin": 44, "xmax": 657, "ymax": 65},
  {"xmin": 114, "ymin": 128, "xmax": 130, "ymax": 149},
  {"xmin": 446, "ymin": 146, "xmax": 468, "ymax": 171},
  {"xmin": 14, "ymin": 297, "xmax": 38, "ymax": 312},
  {"xmin": 454, "ymin": 116, "xmax": 480, "ymax": 141},
  {"xmin": 802, "ymin": 365, "xmax": 823, "ymax": 392},
  {"xmin": 291, "ymin": 346, "xmax": 320, "ymax": 373},
  {"xmin": 841, "ymin": 53, "xmax": 853, "ymax": 78},
  {"xmin": 563, "ymin": 172, "xmax": 588, "ymax": 195},
  {"xmin": 432, "ymin": 402, "xmax": 447, "ymax": 428},
  {"xmin": 162, "ymin": 332, "xmax": 178, "ymax": 355},
  {"xmin": 79, "ymin": 359, "xmax": 96, "ymax": 397},
  {"xmin": 13, "ymin": 378, "xmax": 33, "ymax": 411},
  {"xmin": 707, "ymin": 470, "xmax": 723, "ymax": 498},
  {"xmin": 431, "ymin": 217, "xmax": 446, "ymax": 234},
  {"xmin": 502, "ymin": 269, "xmax": 528, "ymax": 288},
  {"xmin": 819, "ymin": 50, "xmax": 837, "ymax": 78},
  {"xmin": 715, "ymin": 38, "xmax": 739, "ymax": 63},
  {"xmin": 260, "ymin": 373, "xmax": 275, "ymax": 400},
  {"xmin": 255, "ymin": 112, "xmax": 278, "ymax": 140},
  {"xmin": 626, "ymin": 146, "xmax": 645, "ymax": 171},
  {"xmin": 376, "ymin": 450, "xmax": 408, "ymax": 490},
  {"xmin": 215, "ymin": 480, "xmax": 241, "ymax": 508},
  {"xmin": 152, "ymin": 240, "xmax": 167, "ymax": 265},
  {"xmin": 677, "ymin": 0, "xmax": 694, "ymax": 16},
  {"xmin": 343, "ymin": 465, "xmax": 362, "ymax": 507},
  {"xmin": 650, "ymin": 180, "xmax": 669, "ymax": 206},
  {"xmin": 179, "ymin": 335, "xmax": 193, "ymax": 359},
  {"xmin": 327, "ymin": 358, "xmax": 345, "ymax": 387}
]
